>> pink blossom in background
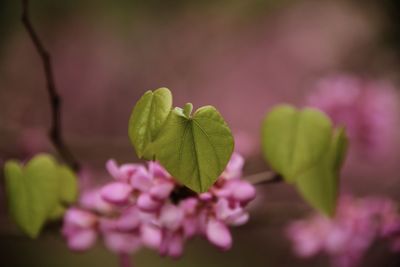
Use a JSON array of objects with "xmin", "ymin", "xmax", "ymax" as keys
[
  {"xmin": 17, "ymin": 127, "xmax": 51, "ymax": 157},
  {"xmin": 286, "ymin": 195, "xmax": 400, "ymax": 267},
  {"xmin": 0, "ymin": 2, "xmax": 373, "ymax": 161},
  {"xmin": 62, "ymin": 153, "xmax": 256, "ymax": 259},
  {"xmin": 233, "ymin": 131, "xmax": 259, "ymax": 158},
  {"xmin": 307, "ymin": 75, "xmax": 399, "ymax": 162}
]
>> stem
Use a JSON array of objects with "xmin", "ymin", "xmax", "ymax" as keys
[
  {"xmin": 244, "ymin": 171, "xmax": 282, "ymax": 185},
  {"xmin": 21, "ymin": 0, "xmax": 80, "ymax": 171},
  {"xmin": 119, "ymin": 254, "xmax": 133, "ymax": 267}
]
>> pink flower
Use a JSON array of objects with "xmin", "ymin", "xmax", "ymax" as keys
[
  {"xmin": 64, "ymin": 208, "xmax": 97, "ymax": 228},
  {"xmin": 159, "ymin": 231, "xmax": 184, "ymax": 258},
  {"xmin": 100, "ymin": 182, "xmax": 133, "ymax": 205},
  {"xmin": 286, "ymin": 195, "xmax": 400, "ymax": 267},
  {"xmin": 106, "ymin": 159, "xmax": 144, "ymax": 183},
  {"xmin": 104, "ymin": 232, "xmax": 141, "ymax": 254},
  {"xmin": 79, "ymin": 188, "xmax": 114, "ymax": 214},
  {"xmin": 141, "ymin": 224, "xmax": 162, "ymax": 249},
  {"xmin": 66, "ymin": 229, "xmax": 97, "ymax": 251},
  {"xmin": 206, "ymin": 218, "xmax": 232, "ymax": 250},
  {"xmin": 148, "ymin": 161, "xmax": 171, "ymax": 179},
  {"xmin": 159, "ymin": 204, "xmax": 184, "ymax": 231},
  {"xmin": 62, "ymin": 153, "xmax": 255, "ymax": 260},
  {"xmin": 115, "ymin": 207, "xmax": 141, "ymax": 231},
  {"xmin": 130, "ymin": 168, "xmax": 153, "ymax": 192},
  {"xmin": 221, "ymin": 152, "xmax": 245, "ymax": 180},
  {"xmin": 62, "ymin": 208, "xmax": 98, "ymax": 251},
  {"xmin": 214, "ymin": 198, "xmax": 249, "ymax": 226},
  {"xmin": 137, "ymin": 193, "xmax": 162, "ymax": 212},
  {"xmin": 307, "ymin": 75, "xmax": 399, "ymax": 161}
]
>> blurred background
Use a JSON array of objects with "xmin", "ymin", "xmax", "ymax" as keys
[{"xmin": 1, "ymin": 0, "xmax": 400, "ymax": 266}]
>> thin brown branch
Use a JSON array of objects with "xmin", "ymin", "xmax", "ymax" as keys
[
  {"xmin": 21, "ymin": 0, "xmax": 80, "ymax": 171},
  {"xmin": 245, "ymin": 171, "xmax": 283, "ymax": 185}
]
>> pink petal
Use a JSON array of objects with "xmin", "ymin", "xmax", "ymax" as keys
[
  {"xmin": 99, "ymin": 218, "xmax": 118, "ymax": 232},
  {"xmin": 223, "ymin": 153, "xmax": 244, "ymax": 179},
  {"xmin": 158, "ymin": 233, "xmax": 169, "ymax": 256},
  {"xmin": 130, "ymin": 168, "xmax": 153, "ymax": 192},
  {"xmin": 104, "ymin": 232, "xmax": 141, "ymax": 254},
  {"xmin": 214, "ymin": 198, "xmax": 243, "ymax": 222},
  {"xmin": 116, "ymin": 207, "xmax": 141, "ymax": 231},
  {"xmin": 138, "ymin": 209, "xmax": 157, "ymax": 223},
  {"xmin": 229, "ymin": 212, "xmax": 249, "ymax": 226},
  {"xmin": 106, "ymin": 159, "xmax": 145, "ymax": 183},
  {"xmin": 80, "ymin": 188, "xmax": 114, "ymax": 214},
  {"xmin": 137, "ymin": 193, "xmax": 161, "ymax": 212},
  {"xmin": 119, "ymin": 164, "xmax": 144, "ymax": 182},
  {"xmin": 64, "ymin": 208, "xmax": 97, "ymax": 228},
  {"xmin": 106, "ymin": 159, "xmax": 121, "ymax": 180},
  {"xmin": 231, "ymin": 181, "xmax": 256, "ymax": 203},
  {"xmin": 206, "ymin": 218, "xmax": 232, "ymax": 250},
  {"xmin": 179, "ymin": 198, "xmax": 198, "ymax": 215},
  {"xmin": 182, "ymin": 217, "xmax": 198, "ymax": 238},
  {"xmin": 67, "ymin": 229, "xmax": 97, "ymax": 251},
  {"xmin": 150, "ymin": 182, "xmax": 174, "ymax": 200},
  {"xmin": 214, "ymin": 184, "xmax": 234, "ymax": 199},
  {"xmin": 101, "ymin": 182, "xmax": 132, "ymax": 205},
  {"xmin": 199, "ymin": 192, "xmax": 213, "ymax": 201},
  {"xmin": 197, "ymin": 210, "xmax": 209, "ymax": 233},
  {"xmin": 324, "ymin": 226, "xmax": 351, "ymax": 254},
  {"xmin": 141, "ymin": 224, "xmax": 162, "ymax": 249},
  {"xmin": 286, "ymin": 222, "xmax": 323, "ymax": 257},
  {"xmin": 167, "ymin": 232, "xmax": 184, "ymax": 259},
  {"xmin": 148, "ymin": 161, "xmax": 170, "ymax": 179},
  {"xmin": 159, "ymin": 204, "xmax": 184, "ymax": 231}
]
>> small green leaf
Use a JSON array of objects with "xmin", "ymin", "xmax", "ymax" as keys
[
  {"xmin": 4, "ymin": 154, "xmax": 59, "ymax": 238},
  {"xmin": 128, "ymin": 88, "xmax": 172, "ymax": 159},
  {"xmin": 295, "ymin": 127, "xmax": 348, "ymax": 215},
  {"xmin": 261, "ymin": 105, "xmax": 348, "ymax": 216},
  {"xmin": 332, "ymin": 127, "xmax": 348, "ymax": 171},
  {"xmin": 183, "ymin": 103, "xmax": 193, "ymax": 118},
  {"xmin": 154, "ymin": 105, "xmax": 234, "ymax": 192},
  {"xmin": 4, "ymin": 154, "xmax": 79, "ymax": 238},
  {"xmin": 294, "ymin": 156, "xmax": 337, "ymax": 215},
  {"xmin": 58, "ymin": 165, "xmax": 78, "ymax": 204},
  {"xmin": 48, "ymin": 204, "xmax": 66, "ymax": 220},
  {"xmin": 261, "ymin": 105, "xmax": 333, "ymax": 183}
]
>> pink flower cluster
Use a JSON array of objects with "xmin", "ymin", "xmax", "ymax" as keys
[
  {"xmin": 62, "ymin": 153, "xmax": 256, "ymax": 258},
  {"xmin": 307, "ymin": 75, "xmax": 399, "ymax": 160},
  {"xmin": 286, "ymin": 195, "xmax": 400, "ymax": 267}
]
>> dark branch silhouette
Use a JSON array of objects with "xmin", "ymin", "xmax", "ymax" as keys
[
  {"xmin": 245, "ymin": 171, "xmax": 283, "ymax": 185},
  {"xmin": 21, "ymin": 0, "xmax": 80, "ymax": 171}
]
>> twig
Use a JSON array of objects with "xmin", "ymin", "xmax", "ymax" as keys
[
  {"xmin": 21, "ymin": 0, "xmax": 80, "ymax": 171},
  {"xmin": 245, "ymin": 171, "xmax": 283, "ymax": 185}
]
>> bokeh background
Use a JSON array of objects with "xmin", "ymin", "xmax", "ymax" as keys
[{"xmin": 1, "ymin": 0, "xmax": 400, "ymax": 266}]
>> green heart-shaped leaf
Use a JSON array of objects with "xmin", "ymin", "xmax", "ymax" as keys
[
  {"xmin": 296, "ymin": 127, "xmax": 347, "ymax": 215},
  {"xmin": 58, "ymin": 165, "xmax": 78, "ymax": 204},
  {"xmin": 4, "ymin": 154, "xmax": 59, "ymax": 238},
  {"xmin": 296, "ymin": 127, "xmax": 348, "ymax": 215},
  {"xmin": 48, "ymin": 204, "xmax": 66, "ymax": 220},
  {"xmin": 262, "ymin": 105, "xmax": 333, "ymax": 183},
  {"xmin": 331, "ymin": 127, "xmax": 348, "ymax": 171},
  {"xmin": 154, "ymin": 104, "xmax": 234, "ymax": 192},
  {"xmin": 129, "ymin": 88, "xmax": 172, "ymax": 159},
  {"xmin": 261, "ymin": 105, "xmax": 348, "ymax": 216},
  {"xmin": 4, "ymin": 154, "xmax": 79, "ymax": 238}
]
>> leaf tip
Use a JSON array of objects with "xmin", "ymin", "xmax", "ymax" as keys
[{"xmin": 183, "ymin": 103, "xmax": 193, "ymax": 118}]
